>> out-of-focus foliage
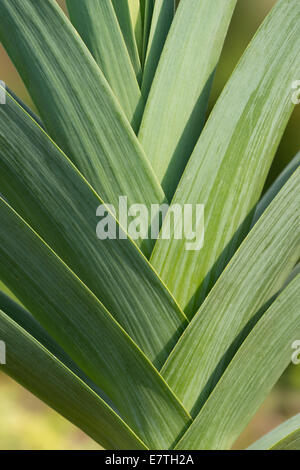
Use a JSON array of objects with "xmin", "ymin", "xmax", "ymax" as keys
[{"xmin": 0, "ymin": 375, "xmax": 101, "ymax": 450}]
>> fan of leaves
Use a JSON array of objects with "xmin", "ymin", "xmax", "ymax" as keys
[{"xmin": 0, "ymin": 0, "xmax": 299, "ymax": 450}]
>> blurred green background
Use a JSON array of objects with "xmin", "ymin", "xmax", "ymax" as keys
[{"xmin": 0, "ymin": 0, "xmax": 299, "ymax": 450}]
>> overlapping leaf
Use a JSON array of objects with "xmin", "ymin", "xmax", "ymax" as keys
[
  {"xmin": 129, "ymin": 0, "xmax": 143, "ymax": 59},
  {"xmin": 252, "ymin": 151, "xmax": 300, "ymax": 225},
  {"xmin": 139, "ymin": 0, "xmax": 237, "ymax": 199},
  {"xmin": 248, "ymin": 414, "xmax": 300, "ymax": 450},
  {"xmin": 0, "ymin": 88, "xmax": 187, "ymax": 369},
  {"xmin": 0, "ymin": 307, "xmax": 147, "ymax": 450},
  {"xmin": 0, "ymin": 198, "xmax": 191, "ymax": 449},
  {"xmin": 0, "ymin": 0, "xmax": 299, "ymax": 452},
  {"xmin": 151, "ymin": 0, "xmax": 300, "ymax": 317},
  {"xmin": 0, "ymin": 280, "xmax": 20, "ymax": 305},
  {"xmin": 141, "ymin": 0, "xmax": 176, "ymax": 99},
  {"xmin": 112, "ymin": 0, "xmax": 142, "ymax": 81},
  {"xmin": 140, "ymin": 0, "xmax": 154, "ymax": 65},
  {"xmin": 162, "ymin": 168, "xmax": 300, "ymax": 415},
  {"xmin": 66, "ymin": 0, "xmax": 143, "ymax": 131},
  {"xmin": 174, "ymin": 275, "xmax": 300, "ymax": 449},
  {"xmin": 0, "ymin": 291, "xmax": 116, "ymax": 408},
  {"xmin": 0, "ymin": 0, "xmax": 165, "ymax": 259}
]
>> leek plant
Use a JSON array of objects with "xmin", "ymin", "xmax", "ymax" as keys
[{"xmin": 0, "ymin": 0, "xmax": 299, "ymax": 450}]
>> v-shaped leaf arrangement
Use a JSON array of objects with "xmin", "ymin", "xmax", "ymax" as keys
[{"xmin": 0, "ymin": 0, "xmax": 299, "ymax": 450}]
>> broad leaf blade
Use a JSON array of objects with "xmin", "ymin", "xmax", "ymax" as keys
[
  {"xmin": 252, "ymin": 151, "xmax": 300, "ymax": 225},
  {"xmin": 0, "ymin": 199, "xmax": 191, "ymax": 449},
  {"xmin": 0, "ymin": 0, "xmax": 165, "ymax": 258},
  {"xmin": 0, "ymin": 290, "xmax": 117, "ymax": 410},
  {"xmin": 141, "ymin": 0, "xmax": 176, "ymax": 99},
  {"xmin": 139, "ymin": 0, "xmax": 237, "ymax": 199},
  {"xmin": 283, "ymin": 263, "xmax": 300, "ymax": 288},
  {"xmin": 151, "ymin": 0, "xmax": 300, "ymax": 316},
  {"xmin": 0, "ymin": 291, "xmax": 86, "ymax": 376},
  {"xmin": 0, "ymin": 88, "xmax": 187, "ymax": 368},
  {"xmin": 129, "ymin": 0, "xmax": 143, "ymax": 59},
  {"xmin": 162, "ymin": 168, "xmax": 300, "ymax": 415},
  {"xmin": 271, "ymin": 431, "xmax": 300, "ymax": 450},
  {"xmin": 5, "ymin": 87, "xmax": 43, "ymax": 128},
  {"xmin": 66, "ymin": 0, "xmax": 143, "ymax": 132},
  {"xmin": 140, "ymin": 0, "xmax": 154, "ymax": 65},
  {"xmin": 0, "ymin": 280, "xmax": 20, "ymax": 305},
  {"xmin": 112, "ymin": 0, "xmax": 142, "ymax": 81},
  {"xmin": 0, "ymin": 309, "xmax": 147, "ymax": 450},
  {"xmin": 174, "ymin": 275, "xmax": 300, "ymax": 450},
  {"xmin": 248, "ymin": 414, "xmax": 300, "ymax": 450}
]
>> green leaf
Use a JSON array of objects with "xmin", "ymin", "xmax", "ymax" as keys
[
  {"xmin": 252, "ymin": 151, "xmax": 300, "ymax": 226},
  {"xmin": 161, "ymin": 168, "xmax": 300, "ymax": 415},
  {"xmin": 0, "ymin": 280, "xmax": 20, "ymax": 305},
  {"xmin": 112, "ymin": 0, "xmax": 142, "ymax": 81},
  {"xmin": 272, "ymin": 432, "xmax": 300, "ymax": 450},
  {"xmin": 283, "ymin": 263, "xmax": 300, "ymax": 288},
  {"xmin": 0, "ymin": 290, "xmax": 116, "ymax": 410},
  {"xmin": 129, "ymin": 0, "xmax": 143, "ymax": 59},
  {"xmin": 248, "ymin": 414, "xmax": 300, "ymax": 450},
  {"xmin": 0, "ymin": 198, "xmax": 191, "ymax": 449},
  {"xmin": 140, "ymin": 0, "xmax": 154, "ymax": 65},
  {"xmin": 0, "ymin": 88, "xmax": 187, "ymax": 368},
  {"xmin": 141, "ymin": 0, "xmax": 175, "ymax": 99},
  {"xmin": 0, "ymin": 308, "xmax": 147, "ymax": 450},
  {"xmin": 139, "ymin": 0, "xmax": 237, "ymax": 199},
  {"xmin": 66, "ymin": 0, "xmax": 143, "ymax": 131},
  {"xmin": 6, "ymin": 87, "xmax": 42, "ymax": 128},
  {"xmin": 0, "ymin": 291, "xmax": 81, "ymax": 373},
  {"xmin": 151, "ymin": 0, "xmax": 300, "ymax": 316},
  {"xmin": 173, "ymin": 274, "xmax": 300, "ymax": 450},
  {"xmin": 0, "ymin": 0, "xmax": 165, "ymax": 255}
]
